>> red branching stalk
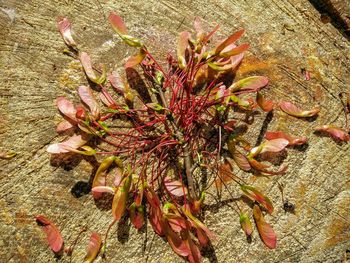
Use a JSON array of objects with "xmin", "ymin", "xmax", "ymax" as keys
[{"xmin": 46, "ymin": 13, "xmax": 331, "ymax": 262}]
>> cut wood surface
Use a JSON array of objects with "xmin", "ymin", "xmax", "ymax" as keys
[{"xmin": 0, "ymin": 0, "xmax": 349, "ymax": 262}]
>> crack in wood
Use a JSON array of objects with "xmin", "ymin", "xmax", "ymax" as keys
[{"xmin": 308, "ymin": 0, "xmax": 350, "ymax": 40}]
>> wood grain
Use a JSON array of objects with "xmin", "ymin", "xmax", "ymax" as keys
[{"xmin": 0, "ymin": 0, "xmax": 349, "ymax": 262}]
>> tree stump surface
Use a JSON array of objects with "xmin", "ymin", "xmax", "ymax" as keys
[{"xmin": 0, "ymin": 0, "xmax": 349, "ymax": 262}]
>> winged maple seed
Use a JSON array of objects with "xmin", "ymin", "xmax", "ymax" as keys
[
  {"xmin": 35, "ymin": 215, "xmax": 64, "ymax": 254},
  {"xmin": 279, "ymin": 101, "xmax": 320, "ymax": 118},
  {"xmin": 265, "ymin": 131, "xmax": 308, "ymax": 146},
  {"xmin": 315, "ymin": 125, "xmax": 350, "ymax": 142},
  {"xmin": 83, "ymin": 232, "xmax": 102, "ymax": 263},
  {"xmin": 239, "ymin": 213, "xmax": 253, "ymax": 238},
  {"xmin": 40, "ymin": 11, "xmax": 345, "ymax": 262},
  {"xmin": 0, "ymin": 150, "xmax": 16, "ymax": 159},
  {"xmin": 253, "ymin": 205, "xmax": 277, "ymax": 249}
]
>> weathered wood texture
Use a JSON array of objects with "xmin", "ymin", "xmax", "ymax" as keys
[{"xmin": 0, "ymin": 0, "xmax": 349, "ymax": 262}]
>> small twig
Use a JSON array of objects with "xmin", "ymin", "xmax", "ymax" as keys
[
  {"xmin": 339, "ymin": 92, "xmax": 349, "ymax": 129},
  {"xmin": 183, "ymin": 144, "xmax": 196, "ymax": 200},
  {"xmin": 101, "ymin": 219, "xmax": 117, "ymax": 258},
  {"xmin": 153, "ymin": 72, "xmax": 197, "ymax": 200},
  {"xmin": 278, "ymin": 182, "xmax": 285, "ymax": 204},
  {"xmin": 65, "ymin": 226, "xmax": 88, "ymax": 260},
  {"xmin": 217, "ymin": 126, "xmax": 222, "ymax": 160}
]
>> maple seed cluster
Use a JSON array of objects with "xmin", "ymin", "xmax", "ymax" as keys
[{"xmin": 36, "ymin": 11, "xmax": 350, "ymax": 263}]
